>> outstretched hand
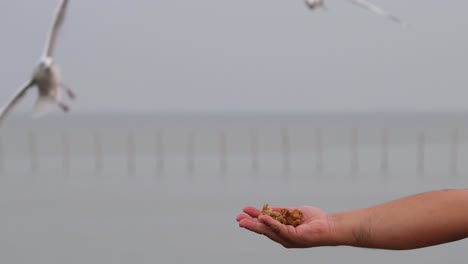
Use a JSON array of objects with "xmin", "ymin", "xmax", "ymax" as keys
[{"xmin": 236, "ymin": 205, "xmax": 335, "ymax": 248}]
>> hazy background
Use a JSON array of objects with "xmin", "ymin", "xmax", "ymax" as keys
[
  {"xmin": 0, "ymin": 0, "xmax": 467, "ymax": 114},
  {"xmin": 1, "ymin": 1, "xmax": 468, "ymax": 264}
]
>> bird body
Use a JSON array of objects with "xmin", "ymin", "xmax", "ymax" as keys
[
  {"xmin": 32, "ymin": 58, "xmax": 64, "ymax": 114},
  {"xmin": 0, "ymin": 0, "xmax": 74, "ymax": 125}
]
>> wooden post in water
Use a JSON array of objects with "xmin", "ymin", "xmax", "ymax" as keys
[
  {"xmin": 187, "ymin": 131, "xmax": 195, "ymax": 175},
  {"xmin": 93, "ymin": 131, "xmax": 103, "ymax": 175},
  {"xmin": 250, "ymin": 127, "xmax": 259, "ymax": 176},
  {"xmin": 28, "ymin": 130, "xmax": 38, "ymax": 173},
  {"xmin": 380, "ymin": 128, "xmax": 389, "ymax": 176},
  {"xmin": 281, "ymin": 126, "xmax": 291, "ymax": 176},
  {"xmin": 450, "ymin": 128, "xmax": 459, "ymax": 177},
  {"xmin": 219, "ymin": 131, "xmax": 227, "ymax": 176},
  {"xmin": 315, "ymin": 128, "xmax": 323, "ymax": 176},
  {"xmin": 155, "ymin": 129, "xmax": 164, "ymax": 176},
  {"xmin": 350, "ymin": 127, "xmax": 359, "ymax": 176},
  {"xmin": 0, "ymin": 135, "xmax": 4, "ymax": 173},
  {"xmin": 127, "ymin": 131, "xmax": 136, "ymax": 176},
  {"xmin": 62, "ymin": 131, "xmax": 70, "ymax": 176},
  {"xmin": 417, "ymin": 131, "xmax": 425, "ymax": 176}
]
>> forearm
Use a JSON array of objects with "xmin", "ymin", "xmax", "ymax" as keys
[{"xmin": 329, "ymin": 189, "xmax": 468, "ymax": 250}]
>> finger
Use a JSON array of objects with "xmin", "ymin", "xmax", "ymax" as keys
[
  {"xmin": 259, "ymin": 215, "xmax": 287, "ymax": 235},
  {"xmin": 242, "ymin": 206, "xmax": 261, "ymax": 217},
  {"xmin": 236, "ymin": 213, "xmax": 253, "ymax": 222},
  {"xmin": 239, "ymin": 218, "xmax": 293, "ymax": 248},
  {"xmin": 259, "ymin": 215, "xmax": 297, "ymax": 244}
]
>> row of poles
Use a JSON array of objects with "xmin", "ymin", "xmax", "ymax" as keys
[{"xmin": 0, "ymin": 127, "xmax": 463, "ymax": 177}]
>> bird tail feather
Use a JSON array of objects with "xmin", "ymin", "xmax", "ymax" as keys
[{"xmin": 32, "ymin": 96, "xmax": 56, "ymax": 118}]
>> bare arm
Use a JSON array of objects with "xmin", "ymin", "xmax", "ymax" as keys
[
  {"xmin": 330, "ymin": 189, "xmax": 468, "ymax": 250},
  {"xmin": 237, "ymin": 189, "xmax": 468, "ymax": 250}
]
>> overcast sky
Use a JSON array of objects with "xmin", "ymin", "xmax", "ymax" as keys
[{"xmin": 0, "ymin": 0, "xmax": 467, "ymax": 114}]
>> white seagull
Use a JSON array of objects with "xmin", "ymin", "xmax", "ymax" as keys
[
  {"xmin": 0, "ymin": 0, "xmax": 75, "ymax": 126},
  {"xmin": 305, "ymin": 0, "xmax": 406, "ymax": 26}
]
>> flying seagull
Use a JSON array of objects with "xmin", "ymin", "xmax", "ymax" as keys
[
  {"xmin": 0, "ymin": 0, "xmax": 75, "ymax": 126},
  {"xmin": 305, "ymin": 0, "xmax": 406, "ymax": 26}
]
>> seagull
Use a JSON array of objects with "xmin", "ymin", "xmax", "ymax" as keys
[
  {"xmin": 0, "ymin": 0, "xmax": 75, "ymax": 126},
  {"xmin": 305, "ymin": 0, "xmax": 406, "ymax": 26}
]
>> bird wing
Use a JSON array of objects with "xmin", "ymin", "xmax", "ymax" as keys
[
  {"xmin": 305, "ymin": 0, "xmax": 325, "ymax": 9},
  {"xmin": 0, "ymin": 80, "xmax": 35, "ymax": 126},
  {"xmin": 347, "ymin": 0, "xmax": 406, "ymax": 25},
  {"xmin": 43, "ymin": 0, "xmax": 70, "ymax": 58}
]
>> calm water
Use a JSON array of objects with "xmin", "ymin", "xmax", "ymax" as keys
[{"xmin": 0, "ymin": 114, "xmax": 467, "ymax": 263}]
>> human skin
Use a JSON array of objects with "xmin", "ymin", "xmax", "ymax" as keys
[{"xmin": 236, "ymin": 189, "xmax": 468, "ymax": 250}]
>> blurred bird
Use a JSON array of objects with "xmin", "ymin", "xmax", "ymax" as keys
[
  {"xmin": 305, "ymin": 0, "xmax": 406, "ymax": 26},
  {"xmin": 0, "ymin": 0, "xmax": 75, "ymax": 126}
]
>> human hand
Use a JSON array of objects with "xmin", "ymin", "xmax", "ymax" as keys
[{"xmin": 236, "ymin": 205, "xmax": 335, "ymax": 248}]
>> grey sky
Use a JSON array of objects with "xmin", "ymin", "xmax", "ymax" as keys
[{"xmin": 0, "ymin": 0, "xmax": 467, "ymax": 114}]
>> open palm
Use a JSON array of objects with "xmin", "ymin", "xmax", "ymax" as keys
[{"xmin": 237, "ymin": 205, "xmax": 334, "ymax": 248}]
